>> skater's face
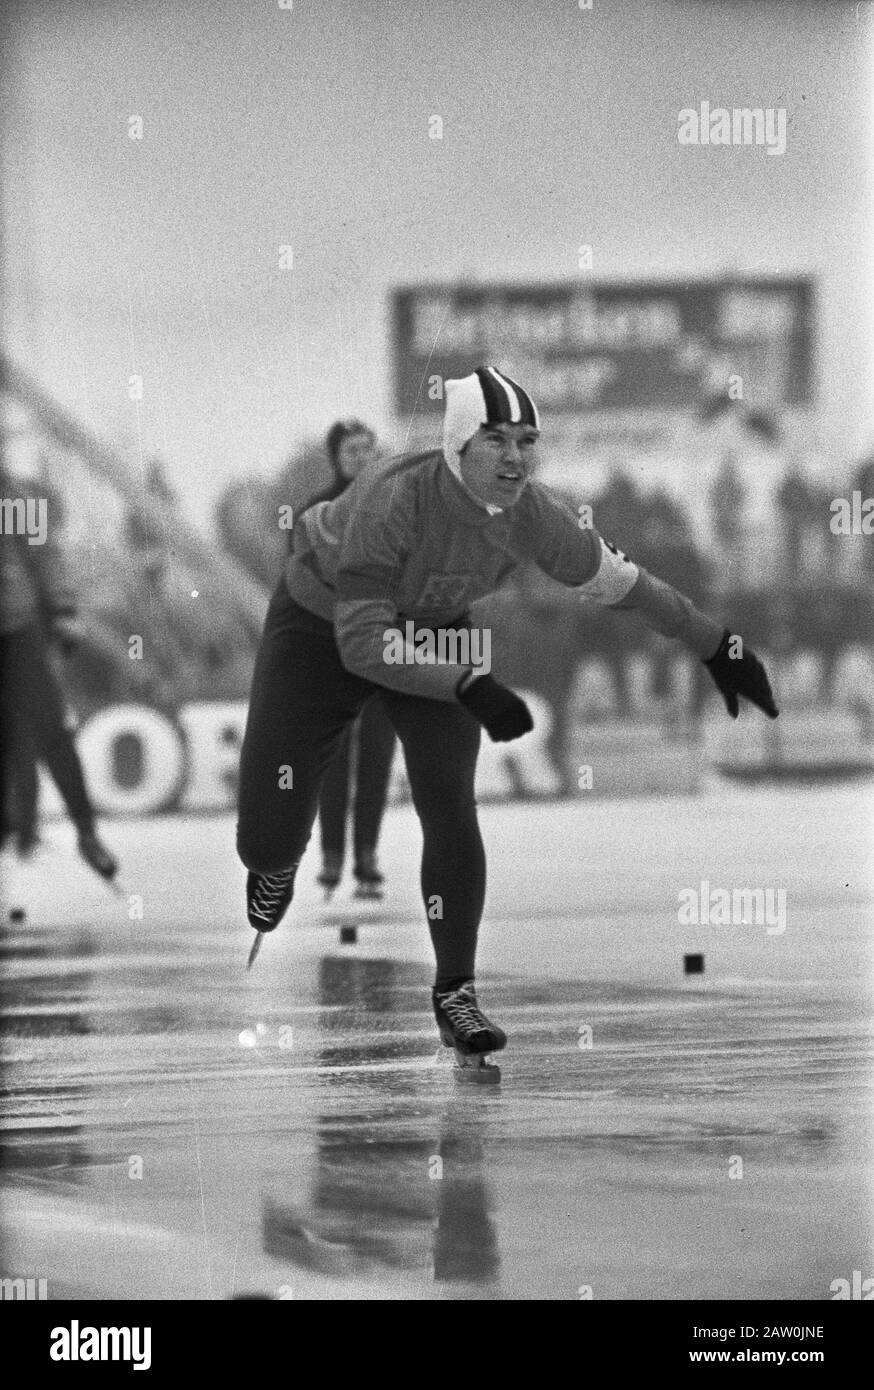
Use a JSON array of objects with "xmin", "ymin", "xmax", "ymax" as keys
[
  {"xmin": 459, "ymin": 423, "xmax": 540, "ymax": 507},
  {"xmin": 336, "ymin": 431, "xmax": 377, "ymax": 481}
]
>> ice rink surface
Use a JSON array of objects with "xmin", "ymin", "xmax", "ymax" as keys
[{"xmin": 2, "ymin": 781, "xmax": 872, "ymax": 1301}]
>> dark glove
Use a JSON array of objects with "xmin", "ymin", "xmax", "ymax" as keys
[
  {"xmin": 456, "ymin": 671, "xmax": 534, "ymax": 742},
  {"xmin": 704, "ymin": 629, "xmax": 779, "ymax": 720}
]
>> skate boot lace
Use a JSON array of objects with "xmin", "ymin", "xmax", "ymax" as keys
[
  {"xmin": 250, "ymin": 871, "xmax": 294, "ymax": 921},
  {"xmin": 440, "ymin": 989, "xmax": 487, "ymax": 1037}
]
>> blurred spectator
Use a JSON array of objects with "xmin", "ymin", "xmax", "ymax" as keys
[
  {"xmin": 852, "ymin": 448, "xmax": 874, "ymax": 581},
  {"xmin": 852, "ymin": 448, "xmax": 874, "ymax": 500},
  {"xmin": 267, "ymin": 440, "xmax": 328, "ymax": 533},
  {"xmin": 270, "ymin": 422, "xmax": 378, "ymax": 540},
  {"xmin": 592, "ymin": 470, "xmax": 645, "ymax": 554},
  {"xmin": 634, "ymin": 491, "xmax": 712, "ymax": 707},
  {"xmin": 637, "ymin": 490, "xmax": 701, "ymax": 576},
  {"xmin": 700, "ymin": 404, "xmax": 786, "ymax": 584},
  {"xmin": 324, "ymin": 419, "xmax": 378, "ymax": 490},
  {"xmin": 215, "ymin": 478, "xmax": 285, "ymax": 590},
  {"xmin": 215, "ymin": 426, "xmax": 381, "ymax": 594},
  {"xmin": 775, "ymin": 465, "xmax": 817, "ymax": 582},
  {"xmin": 708, "ymin": 449, "xmax": 746, "ymax": 556},
  {"xmin": 276, "ymin": 419, "xmax": 396, "ymax": 899},
  {"xmin": 126, "ymin": 457, "xmax": 177, "ymax": 572}
]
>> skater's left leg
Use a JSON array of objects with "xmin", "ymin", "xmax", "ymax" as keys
[
  {"xmin": 1, "ymin": 628, "xmax": 117, "ymax": 877},
  {"xmin": 6, "ymin": 725, "xmax": 39, "ymax": 853},
  {"xmin": 7, "ymin": 631, "xmax": 93, "ymax": 828},
  {"xmin": 351, "ymin": 696, "xmax": 396, "ymax": 892},
  {"xmin": 316, "ymin": 723, "xmax": 352, "ymax": 891},
  {"xmin": 236, "ymin": 586, "xmax": 373, "ymax": 930},
  {"xmin": 379, "ymin": 692, "xmax": 484, "ymax": 985}
]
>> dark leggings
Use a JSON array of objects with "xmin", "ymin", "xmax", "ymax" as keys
[
  {"xmin": 236, "ymin": 583, "xmax": 485, "ymax": 983},
  {"xmin": 0, "ymin": 627, "xmax": 95, "ymax": 838},
  {"xmin": 318, "ymin": 696, "xmax": 396, "ymax": 864}
]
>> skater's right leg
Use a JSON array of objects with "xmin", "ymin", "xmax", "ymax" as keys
[
  {"xmin": 380, "ymin": 689, "xmax": 487, "ymax": 982},
  {"xmin": 236, "ymin": 584, "xmax": 371, "ymax": 930},
  {"xmin": 381, "ymin": 687, "xmax": 505, "ymax": 1070}
]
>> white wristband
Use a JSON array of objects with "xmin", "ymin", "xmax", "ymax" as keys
[{"xmin": 575, "ymin": 537, "xmax": 640, "ymax": 605}]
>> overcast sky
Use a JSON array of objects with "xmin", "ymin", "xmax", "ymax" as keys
[{"xmin": 3, "ymin": 0, "xmax": 872, "ymax": 528}]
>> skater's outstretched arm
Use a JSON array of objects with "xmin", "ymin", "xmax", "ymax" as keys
[
  {"xmin": 527, "ymin": 488, "xmax": 778, "ymax": 720},
  {"xmin": 604, "ymin": 559, "xmax": 778, "ymax": 718}
]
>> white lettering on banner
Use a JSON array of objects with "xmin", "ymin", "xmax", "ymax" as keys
[
  {"xmin": 76, "ymin": 705, "xmax": 187, "ymax": 815},
  {"xmin": 176, "ymin": 703, "xmax": 246, "ymax": 810}
]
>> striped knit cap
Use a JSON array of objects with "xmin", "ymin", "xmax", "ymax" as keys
[{"xmin": 442, "ymin": 367, "xmax": 540, "ymax": 502}]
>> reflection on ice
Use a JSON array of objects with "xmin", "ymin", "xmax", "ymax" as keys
[{"xmin": 259, "ymin": 954, "xmax": 500, "ymax": 1287}]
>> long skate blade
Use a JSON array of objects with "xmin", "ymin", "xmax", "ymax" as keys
[
  {"xmin": 453, "ymin": 1052, "xmax": 501, "ymax": 1084},
  {"xmin": 353, "ymin": 884, "xmax": 383, "ymax": 902},
  {"xmin": 247, "ymin": 932, "xmax": 265, "ymax": 970}
]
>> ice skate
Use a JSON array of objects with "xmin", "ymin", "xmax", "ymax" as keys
[
  {"xmin": 353, "ymin": 849, "xmax": 384, "ymax": 902},
  {"xmin": 16, "ymin": 828, "xmax": 42, "ymax": 860},
  {"xmin": 246, "ymin": 868, "xmax": 296, "ymax": 968},
  {"xmin": 77, "ymin": 827, "xmax": 119, "ymax": 884},
  {"xmin": 432, "ymin": 981, "xmax": 505, "ymax": 1083}
]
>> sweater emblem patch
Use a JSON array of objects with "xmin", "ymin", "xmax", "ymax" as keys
[{"xmin": 416, "ymin": 573, "xmax": 471, "ymax": 609}]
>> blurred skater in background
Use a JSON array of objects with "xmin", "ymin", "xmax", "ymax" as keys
[
  {"xmin": 293, "ymin": 421, "xmax": 396, "ymax": 901},
  {"xmin": 0, "ymin": 474, "xmax": 119, "ymax": 883}
]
